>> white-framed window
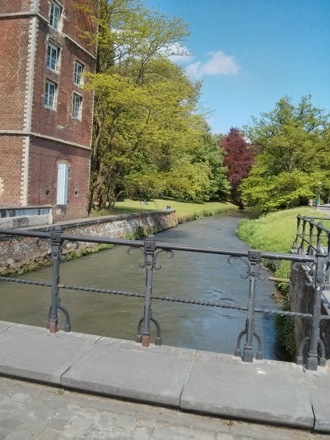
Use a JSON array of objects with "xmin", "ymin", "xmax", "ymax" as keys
[
  {"xmin": 47, "ymin": 42, "xmax": 60, "ymax": 71},
  {"xmin": 44, "ymin": 80, "xmax": 57, "ymax": 109},
  {"xmin": 50, "ymin": 1, "xmax": 62, "ymax": 30},
  {"xmin": 74, "ymin": 61, "xmax": 84, "ymax": 85},
  {"xmin": 56, "ymin": 163, "xmax": 69, "ymax": 205},
  {"xmin": 72, "ymin": 93, "xmax": 83, "ymax": 119}
]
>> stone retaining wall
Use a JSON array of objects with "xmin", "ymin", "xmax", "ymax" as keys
[
  {"xmin": 289, "ymin": 264, "xmax": 330, "ymax": 359},
  {"xmin": 0, "ymin": 211, "xmax": 178, "ymax": 275}
]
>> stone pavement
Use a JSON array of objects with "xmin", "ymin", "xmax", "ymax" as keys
[
  {"xmin": 0, "ymin": 376, "xmax": 327, "ymax": 440},
  {"xmin": 0, "ymin": 321, "xmax": 330, "ymax": 437}
]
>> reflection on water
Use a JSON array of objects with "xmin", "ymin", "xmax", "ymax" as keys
[{"xmin": 0, "ymin": 211, "xmax": 284, "ymax": 359}]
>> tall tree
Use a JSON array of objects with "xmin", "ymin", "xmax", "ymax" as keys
[
  {"xmin": 83, "ymin": 0, "xmax": 229, "ymax": 211},
  {"xmin": 241, "ymin": 96, "xmax": 330, "ymax": 212},
  {"xmin": 82, "ymin": 0, "xmax": 191, "ymax": 210},
  {"xmin": 192, "ymin": 127, "xmax": 230, "ymax": 201},
  {"xmin": 220, "ymin": 128, "xmax": 255, "ymax": 208}
]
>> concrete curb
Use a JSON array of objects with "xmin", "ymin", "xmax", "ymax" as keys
[{"xmin": 0, "ymin": 322, "xmax": 329, "ymax": 433}]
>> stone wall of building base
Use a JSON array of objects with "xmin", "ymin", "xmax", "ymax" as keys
[
  {"xmin": 0, "ymin": 206, "xmax": 53, "ymax": 229},
  {"xmin": 0, "ymin": 211, "xmax": 177, "ymax": 275}
]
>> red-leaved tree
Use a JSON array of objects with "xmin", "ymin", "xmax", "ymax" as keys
[{"xmin": 220, "ymin": 128, "xmax": 256, "ymax": 208}]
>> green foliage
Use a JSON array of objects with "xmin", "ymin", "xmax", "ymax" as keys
[
  {"xmin": 163, "ymin": 157, "xmax": 211, "ymax": 202},
  {"xmin": 84, "ymin": 0, "xmax": 229, "ymax": 212},
  {"xmin": 241, "ymin": 169, "xmax": 329, "ymax": 213},
  {"xmin": 241, "ymin": 96, "xmax": 330, "ymax": 213}
]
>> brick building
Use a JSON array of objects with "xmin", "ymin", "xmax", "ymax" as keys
[{"xmin": 0, "ymin": 0, "xmax": 97, "ymax": 222}]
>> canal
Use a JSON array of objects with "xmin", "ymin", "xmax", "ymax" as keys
[{"xmin": 0, "ymin": 211, "xmax": 283, "ymax": 359}]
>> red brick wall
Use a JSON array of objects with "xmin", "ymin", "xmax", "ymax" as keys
[
  {"xmin": 36, "ymin": 0, "xmax": 97, "ymax": 57},
  {"xmin": 62, "ymin": 0, "xmax": 98, "ymax": 54},
  {"xmin": 0, "ymin": 17, "xmax": 30, "ymax": 130},
  {"xmin": 0, "ymin": 0, "xmax": 96, "ymax": 219},
  {"xmin": 28, "ymin": 137, "xmax": 91, "ymax": 219},
  {"xmin": 0, "ymin": 0, "xmax": 33, "ymax": 14},
  {"xmin": 32, "ymin": 21, "xmax": 95, "ymax": 146},
  {"xmin": 0, "ymin": 137, "xmax": 24, "ymax": 206}
]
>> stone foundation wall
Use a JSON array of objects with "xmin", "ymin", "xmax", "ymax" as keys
[
  {"xmin": 0, "ymin": 211, "xmax": 178, "ymax": 275},
  {"xmin": 0, "ymin": 206, "xmax": 53, "ymax": 229}
]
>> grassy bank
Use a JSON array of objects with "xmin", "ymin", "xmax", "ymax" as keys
[
  {"xmin": 236, "ymin": 206, "xmax": 330, "ymax": 252},
  {"xmin": 109, "ymin": 199, "xmax": 238, "ymax": 223},
  {"xmin": 236, "ymin": 207, "xmax": 330, "ymax": 290},
  {"xmin": 236, "ymin": 206, "xmax": 330, "ymax": 357}
]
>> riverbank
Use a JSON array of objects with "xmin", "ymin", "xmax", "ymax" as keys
[
  {"xmin": 0, "ymin": 201, "xmax": 237, "ymax": 276},
  {"xmin": 236, "ymin": 207, "xmax": 330, "ymax": 358},
  {"xmin": 93, "ymin": 199, "xmax": 237, "ymax": 223},
  {"xmin": 236, "ymin": 207, "xmax": 330, "ymax": 292},
  {"xmin": 0, "ymin": 210, "xmax": 177, "ymax": 276}
]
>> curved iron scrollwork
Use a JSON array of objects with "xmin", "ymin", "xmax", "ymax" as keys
[
  {"xmin": 136, "ymin": 315, "xmax": 162, "ymax": 346},
  {"xmin": 297, "ymin": 336, "xmax": 326, "ymax": 368},
  {"xmin": 36, "ymin": 237, "xmax": 80, "ymax": 261},
  {"xmin": 228, "ymin": 255, "xmax": 249, "ymax": 279},
  {"xmin": 127, "ymin": 246, "xmax": 174, "ymax": 270},
  {"xmin": 128, "ymin": 235, "xmax": 174, "ymax": 347},
  {"xmin": 36, "ymin": 227, "xmax": 74, "ymax": 333},
  {"xmin": 230, "ymin": 250, "xmax": 264, "ymax": 362},
  {"xmin": 228, "ymin": 254, "xmax": 265, "ymax": 281}
]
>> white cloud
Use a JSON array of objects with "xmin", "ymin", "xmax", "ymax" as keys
[
  {"xmin": 168, "ymin": 53, "xmax": 195, "ymax": 64},
  {"xmin": 186, "ymin": 51, "xmax": 240, "ymax": 80},
  {"xmin": 161, "ymin": 43, "xmax": 194, "ymax": 64}
]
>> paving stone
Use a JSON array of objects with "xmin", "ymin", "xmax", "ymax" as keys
[{"xmin": 0, "ymin": 363, "xmax": 328, "ymax": 440}]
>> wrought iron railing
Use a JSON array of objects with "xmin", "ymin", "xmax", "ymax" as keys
[
  {"xmin": 292, "ymin": 214, "xmax": 330, "ymax": 257},
  {"xmin": 0, "ymin": 221, "xmax": 329, "ymax": 371},
  {"xmin": 292, "ymin": 213, "xmax": 330, "ymax": 290}
]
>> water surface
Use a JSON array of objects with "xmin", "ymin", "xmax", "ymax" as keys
[{"xmin": 0, "ymin": 211, "xmax": 282, "ymax": 359}]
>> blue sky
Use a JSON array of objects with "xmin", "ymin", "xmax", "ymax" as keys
[{"xmin": 145, "ymin": 0, "xmax": 330, "ymax": 134}]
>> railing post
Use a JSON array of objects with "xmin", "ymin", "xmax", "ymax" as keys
[
  {"xmin": 306, "ymin": 253, "xmax": 327, "ymax": 370},
  {"xmin": 326, "ymin": 231, "xmax": 330, "ymax": 287},
  {"xmin": 140, "ymin": 234, "xmax": 156, "ymax": 347},
  {"xmin": 48, "ymin": 226, "xmax": 63, "ymax": 333},
  {"xmin": 300, "ymin": 218, "xmax": 307, "ymax": 254},
  {"xmin": 293, "ymin": 216, "xmax": 302, "ymax": 253},
  {"xmin": 316, "ymin": 224, "xmax": 322, "ymax": 254},
  {"xmin": 235, "ymin": 250, "xmax": 262, "ymax": 362},
  {"xmin": 307, "ymin": 221, "xmax": 314, "ymax": 254},
  {"xmin": 244, "ymin": 250, "xmax": 262, "ymax": 362}
]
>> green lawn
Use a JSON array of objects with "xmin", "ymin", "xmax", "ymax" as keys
[
  {"xmin": 111, "ymin": 199, "xmax": 238, "ymax": 222},
  {"xmin": 236, "ymin": 206, "xmax": 330, "ymax": 253},
  {"xmin": 237, "ymin": 206, "xmax": 330, "ymax": 356},
  {"xmin": 236, "ymin": 206, "xmax": 330, "ymax": 290}
]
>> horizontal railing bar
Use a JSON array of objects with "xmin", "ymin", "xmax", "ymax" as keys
[
  {"xmin": 0, "ymin": 229, "xmax": 315, "ymax": 263},
  {"xmin": 297, "ymin": 214, "xmax": 330, "ymax": 222},
  {"xmin": 0, "ymin": 229, "xmax": 50, "ymax": 239}
]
